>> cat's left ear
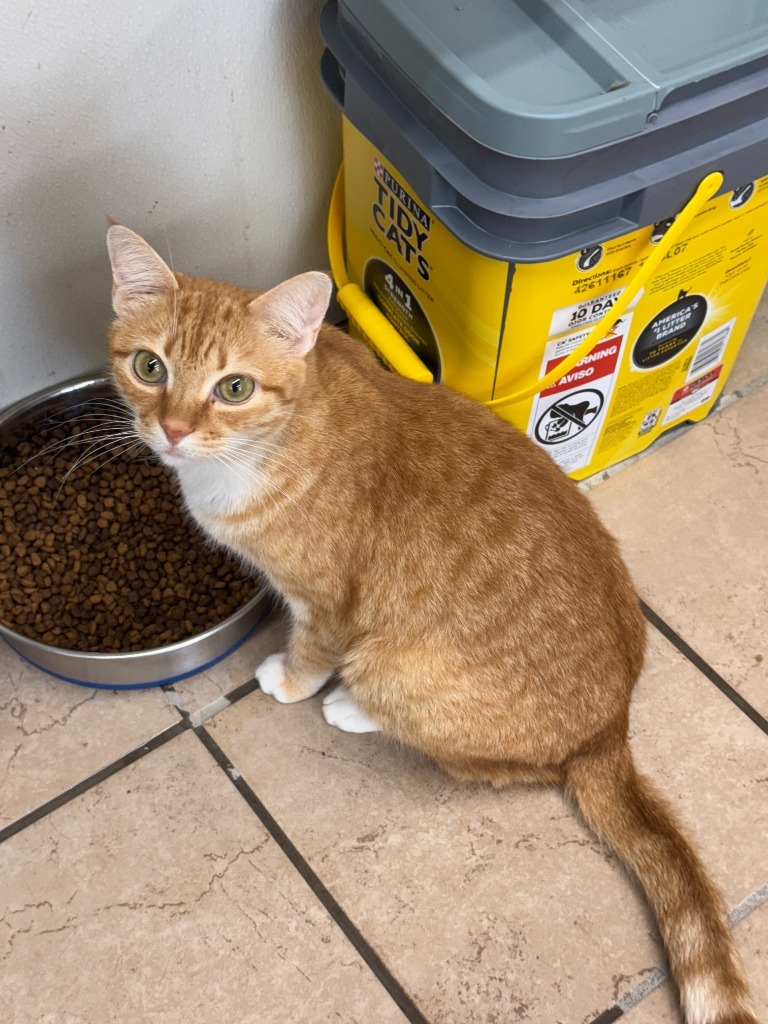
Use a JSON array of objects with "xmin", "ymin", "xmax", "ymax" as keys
[
  {"xmin": 107, "ymin": 225, "xmax": 178, "ymax": 318},
  {"xmin": 248, "ymin": 271, "xmax": 332, "ymax": 358}
]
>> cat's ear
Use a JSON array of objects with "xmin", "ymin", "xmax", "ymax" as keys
[
  {"xmin": 106, "ymin": 225, "xmax": 178, "ymax": 318},
  {"xmin": 248, "ymin": 271, "xmax": 332, "ymax": 358}
]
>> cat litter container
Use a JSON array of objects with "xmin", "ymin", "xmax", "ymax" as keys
[{"xmin": 321, "ymin": 0, "xmax": 768, "ymax": 478}]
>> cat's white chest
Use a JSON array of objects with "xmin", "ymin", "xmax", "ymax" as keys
[{"xmin": 174, "ymin": 458, "xmax": 254, "ymax": 534}]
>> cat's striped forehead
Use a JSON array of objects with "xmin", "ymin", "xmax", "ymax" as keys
[{"xmin": 161, "ymin": 275, "xmax": 260, "ymax": 372}]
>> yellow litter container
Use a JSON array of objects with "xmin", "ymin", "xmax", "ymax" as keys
[{"xmin": 322, "ymin": 0, "xmax": 768, "ymax": 479}]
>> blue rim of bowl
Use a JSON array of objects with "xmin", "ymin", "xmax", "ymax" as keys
[{"xmin": 1, "ymin": 606, "xmax": 270, "ymax": 689}]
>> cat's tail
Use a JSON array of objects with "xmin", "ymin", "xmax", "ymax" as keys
[{"xmin": 565, "ymin": 736, "xmax": 758, "ymax": 1024}]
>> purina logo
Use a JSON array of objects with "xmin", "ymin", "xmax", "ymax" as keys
[
  {"xmin": 373, "ymin": 159, "xmax": 431, "ymax": 230},
  {"xmin": 371, "ymin": 156, "xmax": 431, "ymax": 280}
]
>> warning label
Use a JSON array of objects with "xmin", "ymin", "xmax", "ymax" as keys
[
  {"xmin": 540, "ymin": 336, "xmax": 623, "ymax": 397},
  {"xmin": 528, "ymin": 316, "xmax": 631, "ymax": 473}
]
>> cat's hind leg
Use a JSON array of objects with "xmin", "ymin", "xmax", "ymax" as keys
[{"xmin": 322, "ymin": 685, "xmax": 381, "ymax": 734}]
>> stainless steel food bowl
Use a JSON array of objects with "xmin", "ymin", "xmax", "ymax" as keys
[{"xmin": 0, "ymin": 375, "xmax": 270, "ymax": 689}]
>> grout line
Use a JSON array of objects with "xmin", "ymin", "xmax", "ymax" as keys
[
  {"xmin": 188, "ymin": 677, "xmax": 264, "ymax": 726},
  {"xmin": 164, "ymin": 676, "xmax": 263, "ymax": 730},
  {"xmin": 589, "ymin": 1007, "xmax": 624, "ymax": 1023},
  {"xmin": 218, "ymin": 675, "xmax": 262, "ymax": 707},
  {"xmin": 587, "ymin": 882, "xmax": 768, "ymax": 1023},
  {"xmin": 641, "ymin": 600, "xmax": 768, "ymax": 736},
  {"xmin": 193, "ymin": 723, "xmax": 432, "ymax": 1024},
  {"xmin": 728, "ymin": 881, "xmax": 768, "ymax": 927},
  {"xmin": 161, "ymin": 686, "xmax": 189, "ymax": 714},
  {"xmin": 616, "ymin": 967, "xmax": 668, "ymax": 1013},
  {"xmin": 0, "ymin": 719, "xmax": 189, "ymax": 846},
  {"xmin": 189, "ymin": 695, "xmax": 232, "ymax": 729}
]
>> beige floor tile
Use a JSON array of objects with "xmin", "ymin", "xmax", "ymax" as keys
[
  {"xmin": 723, "ymin": 286, "xmax": 768, "ymax": 397},
  {"xmin": 0, "ymin": 729, "xmax": 410, "ymax": 1024},
  {"xmin": 0, "ymin": 640, "xmax": 178, "ymax": 829},
  {"xmin": 621, "ymin": 902, "xmax": 768, "ymax": 1023},
  {"xmin": 168, "ymin": 606, "xmax": 286, "ymax": 716},
  {"xmin": 208, "ymin": 628, "xmax": 765, "ymax": 1024},
  {"xmin": 628, "ymin": 635, "xmax": 766, "ymax": 905},
  {"xmin": 591, "ymin": 388, "xmax": 768, "ymax": 716}
]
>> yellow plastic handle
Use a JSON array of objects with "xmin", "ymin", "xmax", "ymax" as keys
[
  {"xmin": 327, "ymin": 163, "xmax": 724, "ymax": 404},
  {"xmin": 487, "ymin": 169, "xmax": 724, "ymax": 409},
  {"xmin": 327, "ymin": 166, "xmax": 434, "ymax": 383}
]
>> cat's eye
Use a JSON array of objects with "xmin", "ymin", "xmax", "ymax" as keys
[
  {"xmin": 132, "ymin": 350, "xmax": 167, "ymax": 385},
  {"xmin": 215, "ymin": 374, "xmax": 256, "ymax": 404}
]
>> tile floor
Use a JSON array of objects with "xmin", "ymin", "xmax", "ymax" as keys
[{"xmin": 2, "ymin": 293, "xmax": 766, "ymax": 1024}]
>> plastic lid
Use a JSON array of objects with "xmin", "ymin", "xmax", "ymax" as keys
[{"xmin": 338, "ymin": 0, "xmax": 768, "ymax": 157}]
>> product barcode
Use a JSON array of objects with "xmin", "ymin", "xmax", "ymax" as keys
[{"xmin": 687, "ymin": 319, "xmax": 735, "ymax": 380}]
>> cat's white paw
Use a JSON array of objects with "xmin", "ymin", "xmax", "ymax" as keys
[
  {"xmin": 322, "ymin": 685, "xmax": 381, "ymax": 734},
  {"xmin": 255, "ymin": 652, "xmax": 292, "ymax": 703},
  {"xmin": 256, "ymin": 652, "xmax": 331, "ymax": 704}
]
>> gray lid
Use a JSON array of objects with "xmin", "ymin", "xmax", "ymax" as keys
[{"xmin": 338, "ymin": 0, "xmax": 768, "ymax": 158}]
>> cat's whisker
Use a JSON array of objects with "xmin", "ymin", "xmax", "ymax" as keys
[
  {"xmin": 57, "ymin": 431, "xmax": 142, "ymax": 485},
  {"xmin": 231, "ymin": 444, "xmax": 285, "ymax": 461},
  {"xmin": 77, "ymin": 394, "xmax": 130, "ymax": 408},
  {"xmin": 44, "ymin": 412, "xmax": 134, "ymax": 437},
  {"xmin": 229, "ymin": 440, "xmax": 310, "ymax": 476},
  {"xmin": 51, "ymin": 403, "xmax": 132, "ymax": 427},
  {"xmin": 50, "ymin": 420, "xmax": 134, "ymax": 443},
  {"xmin": 54, "ymin": 430, "xmax": 139, "ymax": 465},
  {"xmin": 74, "ymin": 404, "xmax": 132, "ymax": 420},
  {"xmin": 50, "ymin": 437, "xmax": 146, "ymax": 508},
  {"xmin": 214, "ymin": 450, "xmax": 267, "ymax": 489},
  {"xmin": 230, "ymin": 434, "xmax": 314, "ymax": 461},
  {"xmin": 217, "ymin": 449, "xmax": 313, "ymax": 526},
  {"xmin": 213, "ymin": 453, "xmax": 252, "ymax": 496},
  {"xmin": 225, "ymin": 443, "xmax": 310, "ymax": 490},
  {"xmin": 83, "ymin": 439, "xmax": 148, "ymax": 482},
  {"xmin": 255, "ymin": 475, "xmax": 314, "ymax": 527},
  {"xmin": 232, "ymin": 434, "xmax": 296, "ymax": 450},
  {"xmin": 12, "ymin": 425, "xmax": 137, "ymax": 475},
  {"xmin": 213, "ymin": 452, "xmax": 285, "ymax": 519}
]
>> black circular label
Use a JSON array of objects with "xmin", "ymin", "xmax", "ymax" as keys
[
  {"xmin": 730, "ymin": 183, "xmax": 755, "ymax": 209},
  {"xmin": 577, "ymin": 245, "xmax": 603, "ymax": 272},
  {"xmin": 363, "ymin": 259, "xmax": 441, "ymax": 379},
  {"xmin": 632, "ymin": 293, "xmax": 707, "ymax": 369},
  {"xmin": 650, "ymin": 218, "xmax": 675, "ymax": 244}
]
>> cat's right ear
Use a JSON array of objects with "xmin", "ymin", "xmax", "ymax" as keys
[
  {"xmin": 248, "ymin": 271, "xmax": 332, "ymax": 358},
  {"xmin": 106, "ymin": 225, "xmax": 178, "ymax": 318}
]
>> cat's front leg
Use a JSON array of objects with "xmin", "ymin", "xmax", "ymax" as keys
[{"xmin": 255, "ymin": 621, "xmax": 338, "ymax": 704}]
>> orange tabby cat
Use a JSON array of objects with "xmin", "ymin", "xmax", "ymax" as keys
[{"xmin": 107, "ymin": 225, "xmax": 758, "ymax": 1024}]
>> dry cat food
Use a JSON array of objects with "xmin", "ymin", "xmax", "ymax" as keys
[{"xmin": 0, "ymin": 399, "xmax": 262, "ymax": 653}]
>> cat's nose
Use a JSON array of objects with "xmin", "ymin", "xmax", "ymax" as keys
[{"xmin": 161, "ymin": 420, "xmax": 191, "ymax": 447}]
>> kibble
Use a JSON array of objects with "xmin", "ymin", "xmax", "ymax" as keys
[{"xmin": 0, "ymin": 403, "xmax": 262, "ymax": 653}]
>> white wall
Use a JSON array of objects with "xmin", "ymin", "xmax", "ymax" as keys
[{"xmin": 0, "ymin": 0, "xmax": 342, "ymax": 410}]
